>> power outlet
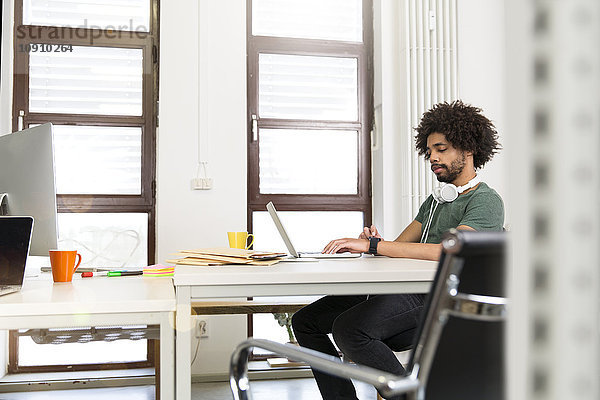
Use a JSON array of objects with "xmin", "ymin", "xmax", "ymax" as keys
[
  {"xmin": 191, "ymin": 178, "xmax": 213, "ymax": 190},
  {"xmin": 195, "ymin": 319, "xmax": 209, "ymax": 338}
]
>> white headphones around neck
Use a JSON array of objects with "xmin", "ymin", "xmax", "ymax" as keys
[
  {"xmin": 420, "ymin": 175, "xmax": 481, "ymax": 243},
  {"xmin": 432, "ymin": 175, "xmax": 481, "ymax": 204}
]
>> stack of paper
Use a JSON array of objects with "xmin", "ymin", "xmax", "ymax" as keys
[{"xmin": 166, "ymin": 247, "xmax": 287, "ymax": 267}]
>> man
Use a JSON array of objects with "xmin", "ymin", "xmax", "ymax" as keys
[{"xmin": 292, "ymin": 100, "xmax": 504, "ymax": 400}]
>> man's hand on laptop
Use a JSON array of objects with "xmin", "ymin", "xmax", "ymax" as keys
[
  {"xmin": 358, "ymin": 225, "xmax": 382, "ymax": 240},
  {"xmin": 322, "ymin": 238, "xmax": 369, "ymax": 254}
]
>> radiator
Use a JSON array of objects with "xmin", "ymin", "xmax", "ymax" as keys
[{"xmin": 402, "ymin": 0, "xmax": 458, "ymax": 217}]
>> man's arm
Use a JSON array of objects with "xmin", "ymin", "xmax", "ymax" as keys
[
  {"xmin": 393, "ymin": 220, "xmax": 423, "ymax": 242},
  {"xmin": 380, "ymin": 221, "xmax": 474, "ymax": 260},
  {"xmin": 322, "ymin": 220, "xmax": 475, "ymax": 261}
]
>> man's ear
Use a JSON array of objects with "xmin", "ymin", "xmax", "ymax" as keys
[{"xmin": 463, "ymin": 151, "xmax": 475, "ymax": 167}]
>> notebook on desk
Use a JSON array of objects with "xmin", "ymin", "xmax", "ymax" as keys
[
  {"xmin": 0, "ymin": 216, "xmax": 33, "ymax": 296},
  {"xmin": 266, "ymin": 202, "xmax": 361, "ymax": 259}
]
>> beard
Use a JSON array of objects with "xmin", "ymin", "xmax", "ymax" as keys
[{"xmin": 435, "ymin": 153, "xmax": 466, "ymax": 183}]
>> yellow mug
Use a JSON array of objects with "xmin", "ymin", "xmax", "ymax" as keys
[{"xmin": 227, "ymin": 232, "xmax": 254, "ymax": 249}]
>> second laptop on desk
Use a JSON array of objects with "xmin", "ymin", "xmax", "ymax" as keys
[{"xmin": 266, "ymin": 202, "xmax": 361, "ymax": 259}]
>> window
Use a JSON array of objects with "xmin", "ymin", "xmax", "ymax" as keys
[
  {"xmin": 247, "ymin": 0, "xmax": 373, "ymax": 352},
  {"xmin": 247, "ymin": 0, "xmax": 373, "ymax": 247},
  {"xmin": 10, "ymin": 0, "xmax": 159, "ymax": 372}
]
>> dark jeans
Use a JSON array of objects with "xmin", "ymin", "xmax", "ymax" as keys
[{"xmin": 292, "ymin": 294, "xmax": 425, "ymax": 400}]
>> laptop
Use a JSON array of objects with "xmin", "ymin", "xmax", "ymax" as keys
[
  {"xmin": 266, "ymin": 202, "xmax": 361, "ymax": 259},
  {"xmin": 0, "ymin": 216, "xmax": 34, "ymax": 296}
]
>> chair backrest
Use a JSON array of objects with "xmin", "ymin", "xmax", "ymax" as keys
[{"xmin": 407, "ymin": 229, "xmax": 506, "ymax": 400}]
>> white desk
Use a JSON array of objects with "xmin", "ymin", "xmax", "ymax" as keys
[
  {"xmin": 0, "ymin": 274, "xmax": 176, "ymax": 400},
  {"xmin": 173, "ymin": 255, "xmax": 437, "ymax": 400}
]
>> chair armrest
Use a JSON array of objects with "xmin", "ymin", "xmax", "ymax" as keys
[
  {"xmin": 230, "ymin": 338, "xmax": 419, "ymax": 400},
  {"xmin": 447, "ymin": 293, "xmax": 507, "ymax": 321}
]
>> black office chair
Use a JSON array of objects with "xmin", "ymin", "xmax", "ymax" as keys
[{"xmin": 230, "ymin": 229, "xmax": 507, "ymax": 400}]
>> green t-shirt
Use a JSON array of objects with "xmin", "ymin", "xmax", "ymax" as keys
[{"xmin": 414, "ymin": 182, "xmax": 504, "ymax": 244}]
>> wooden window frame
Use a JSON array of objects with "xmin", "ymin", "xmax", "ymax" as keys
[
  {"xmin": 9, "ymin": 0, "xmax": 160, "ymax": 373},
  {"xmin": 246, "ymin": 0, "xmax": 374, "ymax": 225},
  {"xmin": 246, "ymin": 0, "xmax": 374, "ymax": 355}
]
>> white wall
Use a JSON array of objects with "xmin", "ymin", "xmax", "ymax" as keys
[
  {"xmin": 456, "ymin": 0, "xmax": 508, "ymax": 224},
  {"xmin": 372, "ymin": 0, "xmax": 409, "ymax": 239},
  {"xmin": 157, "ymin": 1, "xmax": 249, "ymax": 258},
  {"xmin": 158, "ymin": 0, "xmax": 248, "ymax": 375}
]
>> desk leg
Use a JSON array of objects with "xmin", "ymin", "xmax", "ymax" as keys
[
  {"xmin": 176, "ymin": 286, "xmax": 192, "ymax": 400},
  {"xmin": 160, "ymin": 311, "xmax": 175, "ymax": 400}
]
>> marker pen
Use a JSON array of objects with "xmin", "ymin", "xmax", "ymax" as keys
[
  {"xmin": 81, "ymin": 271, "xmax": 143, "ymax": 278},
  {"xmin": 107, "ymin": 271, "xmax": 143, "ymax": 277},
  {"xmin": 82, "ymin": 271, "xmax": 107, "ymax": 278}
]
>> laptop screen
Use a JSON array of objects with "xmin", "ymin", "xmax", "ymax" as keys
[{"xmin": 0, "ymin": 217, "xmax": 33, "ymax": 285}]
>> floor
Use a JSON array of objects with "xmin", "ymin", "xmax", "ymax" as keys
[{"xmin": 0, "ymin": 378, "xmax": 377, "ymax": 399}]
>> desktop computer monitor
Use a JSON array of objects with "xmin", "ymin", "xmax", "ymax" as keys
[{"xmin": 0, "ymin": 123, "xmax": 58, "ymax": 256}]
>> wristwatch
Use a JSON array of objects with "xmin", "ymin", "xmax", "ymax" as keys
[{"xmin": 368, "ymin": 236, "xmax": 381, "ymax": 255}]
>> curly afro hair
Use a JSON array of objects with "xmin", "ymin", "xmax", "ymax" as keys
[{"xmin": 414, "ymin": 100, "xmax": 501, "ymax": 169}]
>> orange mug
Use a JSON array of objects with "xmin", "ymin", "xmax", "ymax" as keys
[{"xmin": 49, "ymin": 250, "xmax": 82, "ymax": 282}]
